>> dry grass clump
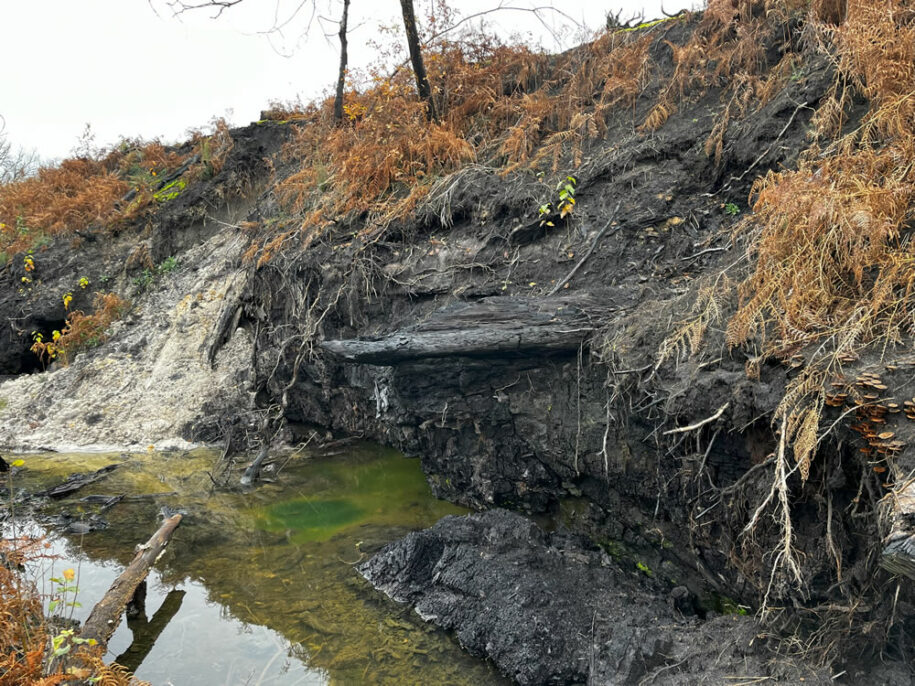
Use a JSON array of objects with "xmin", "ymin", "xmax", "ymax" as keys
[{"xmin": 0, "ymin": 121, "xmax": 233, "ymax": 257}]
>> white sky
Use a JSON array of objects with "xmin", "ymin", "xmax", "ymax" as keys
[{"xmin": 1, "ymin": 0, "xmax": 697, "ymax": 161}]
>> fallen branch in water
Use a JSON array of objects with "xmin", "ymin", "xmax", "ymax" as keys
[
  {"xmin": 240, "ymin": 444, "xmax": 270, "ymax": 487},
  {"xmin": 80, "ymin": 513, "xmax": 183, "ymax": 649},
  {"xmin": 41, "ymin": 464, "xmax": 119, "ymax": 499}
]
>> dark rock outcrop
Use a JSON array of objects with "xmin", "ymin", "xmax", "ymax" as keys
[{"xmin": 359, "ymin": 509, "xmax": 842, "ymax": 684}]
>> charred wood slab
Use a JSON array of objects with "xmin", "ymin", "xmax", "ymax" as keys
[
  {"xmin": 321, "ymin": 297, "xmax": 593, "ymax": 365},
  {"xmin": 881, "ymin": 482, "xmax": 915, "ymax": 580}
]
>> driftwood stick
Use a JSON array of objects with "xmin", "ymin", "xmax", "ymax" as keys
[
  {"xmin": 663, "ymin": 402, "xmax": 730, "ymax": 435},
  {"xmin": 80, "ymin": 514, "xmax": 182, "ymax": 648}
]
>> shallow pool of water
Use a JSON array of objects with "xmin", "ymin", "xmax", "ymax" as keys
[{"xmin": 7, "ymin": 444, "xmax": 506, "ymax": 685}]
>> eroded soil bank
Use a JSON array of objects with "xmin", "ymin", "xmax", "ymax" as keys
[
  {"xmin": 1, "ymin": 7, "xmax": 914, "ymax": 684},
  {"xmin": 236, "ymin": 21, "xmax": 913, "ymax": 683}
]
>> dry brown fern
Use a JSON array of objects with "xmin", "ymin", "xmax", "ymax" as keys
[
  {"xmin": 270, "ymin": 23, "xmax": 684, "ymax": 242},
  {"xmin": 74, "ymin": 652, "xmax": 149, "ymax": 686},
  {"xmin": 713, "ymin": 0, "xmax": 915, "ymax": 594},
  {"xmin": 0, "ymin": 121, "xmax": 232, "ymax": 257}
]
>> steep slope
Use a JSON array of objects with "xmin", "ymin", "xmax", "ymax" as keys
[
  {"xmin": 0, "ymin": 123, "xmax": 286, "ymax": 448},
  {"xmin": 0, "ymin": 1, "xmax": 913, "ymax": 682}
]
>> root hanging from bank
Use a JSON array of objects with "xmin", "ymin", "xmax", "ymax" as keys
[{"xmin": 745, "ymin": 424, "xmax": 804, "ymax": 609}]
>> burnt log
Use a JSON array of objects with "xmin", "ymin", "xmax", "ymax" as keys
[
  {"xmin": 321, "ymin": 297, "xmax": 593, "ymax": 365},
  {"xmin": 40, "ymin": 464, "xmax": 119, "ymax": 499}
]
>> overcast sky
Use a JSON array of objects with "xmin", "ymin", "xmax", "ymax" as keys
[{"xmin": 1, "ymin": 0, "xmax": 697, "ymax": 161}]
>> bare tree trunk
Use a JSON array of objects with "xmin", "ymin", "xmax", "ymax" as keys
[
  {"xmin": 333, "ymin": 0, "xmax": 351, "ymax": 125},
  {"xmin": 399, "ymin": 0, "xmax": 438, "ymax": 122}
]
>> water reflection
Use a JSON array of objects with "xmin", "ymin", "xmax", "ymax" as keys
[{"xmin": 8, "ymin": 445, "xmax": 505, "ymax": 685}]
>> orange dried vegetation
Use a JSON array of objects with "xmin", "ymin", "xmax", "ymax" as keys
[
  {"xmin": 58, "ymin": 292, "xmax": 130, "ymax": 354},
  {"xmin": 0, "ymin": 158, "xmax": 128, "ymax": 254},
  {"xmin": 727, "ymin": 0, "xmax": 915, "ymax": 364},
  {"xmin": 0, "ymin": 538, "xmax": 49, "ymax": 684},
  {"xmin": 272, "ymin": 28, "xmax": 671, "ymax": 245},
  {"xmin": 270, "ymin": 4, "xmax": 819, "ymax": 250},
  {"xmin": 717, "ymin": 0, "xmax": 915, "ymax": 491},
  {"xmin": 31, "ymin": 292, "xmax": 130, "ymax": 365},
  {"xmin": 0, "ymin": 122, "xmax": 233, "ymax": 257},
  {"xmin": 639, "ymin": 0, "xmax": 800, "ymax": 134}
]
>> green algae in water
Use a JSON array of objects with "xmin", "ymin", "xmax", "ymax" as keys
[
  {"xmin": 262, "ymin": 498, "xmax": 367, "ymax": 540},
  {"xmin": 255, "ymin": 448, "xmax": 462, "ymax": 542},
  {"xmin": 8, "ymin": 444, "xmax": 503, "ymax": 685}
]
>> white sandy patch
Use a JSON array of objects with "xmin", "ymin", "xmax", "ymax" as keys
[{"xmin": 0, "ymin": 230, "xmax": 254, "ymax": 452}]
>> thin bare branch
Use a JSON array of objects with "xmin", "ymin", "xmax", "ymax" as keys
[{"xmin": 663, "ymin": 402, "xmax": 730, "ymax": 435}]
